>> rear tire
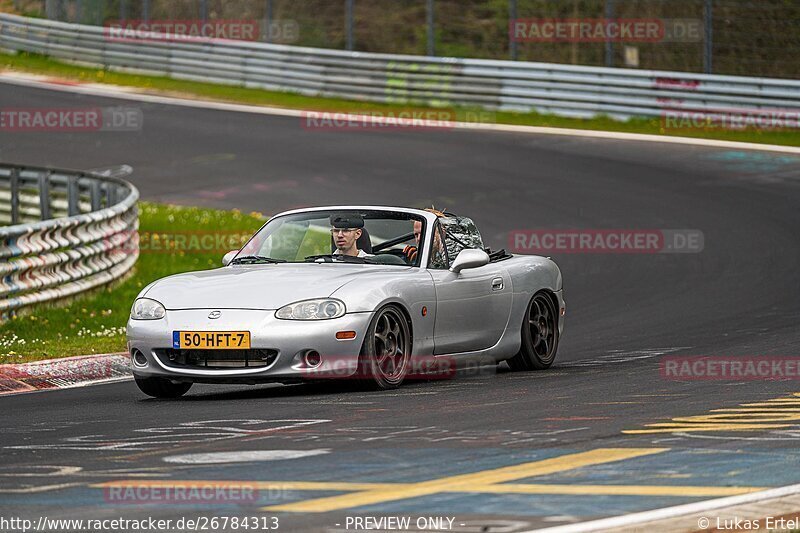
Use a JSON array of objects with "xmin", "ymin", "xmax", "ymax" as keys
[
  {"xmin": 357, "ymin": 305, "xmax": 411, "ymax": 390},
  {"xmin": 134, "ymin": 376, "xmax": 192, "ymax": 398},
  {"xmin": 507, "ymin": 291, "xmax": 559, "ymax": 370}
]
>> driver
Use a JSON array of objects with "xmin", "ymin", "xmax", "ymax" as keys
[{"xmin": 330, "ymin": 213, "xmax": 372, "ymax": 258}]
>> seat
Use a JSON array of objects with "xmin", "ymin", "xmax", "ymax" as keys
[{"xmin": 331, "ymin": 227, "xmax": 372, "ymax": 253}]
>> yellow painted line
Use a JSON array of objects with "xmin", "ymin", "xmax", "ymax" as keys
[
  {"xmin": 469, "ymin": 484, "xmax": 764, "ymax": 497},
  {"xmin": 587, "ymin": 402, "xmax": 640, "ymax": 405},
  {"xmin": 263, "ymin": 448, "xmax": 667, "ymax": 513},
  {"xmin": 623, "ymin": 423, "xmax": 790, "ymax": 434},
  {"xmin": 623, "ymin": 394, "xmax": 800, "ymax": 435},
  {"xmin": 712, "ymin": 408, "xmax": 800, "ymax": 412},
  {"xmin": 740, "ymin": 402, "xmax": 800, "ymax": 407},
  {"xmin": 93, "ymin": 480, "xmax": 400, "ymax": 491},
  {"xmin": 671, "ymin": 413, "xmax": 800, "ymax": 422}
]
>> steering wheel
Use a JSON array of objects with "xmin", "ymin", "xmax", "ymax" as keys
[{"xmin": 371, "ymin": 251, "xmax": 408, "ymax": 265}]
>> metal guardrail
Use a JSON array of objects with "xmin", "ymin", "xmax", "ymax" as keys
[
  {"xmin": 0, "ymin": 163, "xmax": 139, "ymax": 318},
  {"xmin": 1, "ymin": 14, "xmax": 800, "ymax": 122}
]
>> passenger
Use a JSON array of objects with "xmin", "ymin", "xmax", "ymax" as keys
[
  {"xmin": 403, "ymin": 219, "xmax": 424, "ymax": 263},
  {"xmin": 404, "ymin": 215, "xmax": 444, "ymax": 265}
]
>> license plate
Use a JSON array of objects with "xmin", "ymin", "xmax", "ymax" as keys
[{"xmin": 173, "ymin": 331, "xmax": 251, "ymax": 350}]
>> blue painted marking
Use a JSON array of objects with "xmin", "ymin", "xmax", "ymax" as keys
[
  {"xmin": 356, "ymin": 493, "xmax": 703, "ymax": 517},
  {"xmin": 166, "ymin": 448, "xmax": 568, "ymax": 484},
  {"xmin": 527, "ymin": 448, "xmax": 800, "ymax": 488},
  {"xmin": 707, "ymin": 151, "xmax": 800, "ymax": 173},
  {"xmin": 6, "ymin": 448, "xmax": 800, "ymax": 518}
]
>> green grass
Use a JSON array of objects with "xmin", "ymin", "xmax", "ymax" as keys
[
  {"xmin": 0, "ymin": 203, "xmax": 265, "ymax": 363},
  {"xmin": 1, "ymin": 51, "xmax": 798, "ymax": 147}
]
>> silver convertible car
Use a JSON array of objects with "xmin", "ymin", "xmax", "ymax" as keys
[{"xmin": 127, "ymin": 206, "xmax": 565, "ymax": 397}]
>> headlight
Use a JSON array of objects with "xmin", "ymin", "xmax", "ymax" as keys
[
  {"xmin": 276, "ymin": 298, "xmax": 345, "ymax": 320},
  {"xmin": 131, "ymin": 298, "xmax": 166, "ymax": 320}
]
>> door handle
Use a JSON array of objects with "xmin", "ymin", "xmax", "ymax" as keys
[{"xmin": 491, "ymin": 277, "xmax": 504, "ymax": 291}]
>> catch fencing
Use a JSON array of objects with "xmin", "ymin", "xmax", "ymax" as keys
[{"xmin": 1, "ymin": 13, "xmax": 799, "ymax": 123}]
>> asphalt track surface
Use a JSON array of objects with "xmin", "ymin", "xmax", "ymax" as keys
[{"xmin": 2, "ymin": 82, "xmax": 800, "ymax": 532}]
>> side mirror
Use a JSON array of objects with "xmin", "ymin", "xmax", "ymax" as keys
[
  {"xmin": 222, "ymin": 250, "xmax": 238, "ymax": 266},
  {"xmin": 449, "ymin": 248, "xmax": 490, "ymax": 273}
]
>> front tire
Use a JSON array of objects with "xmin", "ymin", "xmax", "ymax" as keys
[
  {"xmin": 134, "ymin": 376, "xmax": 192, "ymax": 398},
  {"xmin": 357, "ymin": 305, "xmax": 411, "ymax": 390},
  {"xmin": 507, "ymin": 291, "xmax": 559, "ymax": 370}
]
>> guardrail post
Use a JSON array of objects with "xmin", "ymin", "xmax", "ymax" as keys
[
  {"xmin": 345, "ymin": 0, "xmax": 354, "ymax": 51},
  {"xmin": 200, "ymin": 0, "xmax": 208, "ymax": 23},
  {"xmin": 508, "ymin": 0, "xmax": 517, "ymax": 61},
  {"xmin": 75, "ymin": 0, "xmax": 82, "ymax": 23},
  {"xmin": 106, "ymin": 183, "xmax": 117, "ymax": 208},
  {"xmin": 143, "ymin": 0, "xmax": 150, "ymax": 23},
  {"xmin": 119, "ymin": 0, "xmax": 128, "ymax": 21},
  {"xmin": 45, "ymin": 0, "xmax": 57, "ymax": 20},
  {"xmin": 39, "ymin": 171, "xmax": 51, "ymax": 221},
  {"xmin": 90, "ymin": 179, "xmax": 102, "ymax": 212},
  {"xmin": 10, "ymin": 168, "xmax": 20, "ymax": 225},
  {"xmin": 704, "ymin": 0, "xmax": 713, "ymax": 74},
  {"xmin": 604, "ymin": 0, "xmax": 615, "ymax": 67},
  {"xmin": 264, "ymin": 0, "xmax": 273, "ymax": 43},
  {"xmin": 426, "ymin": 0, "xmax": 435, "ymax": 56},
  {"xmin": 67, "ymin": 175, "xmax": 79, "ymax": 216}
]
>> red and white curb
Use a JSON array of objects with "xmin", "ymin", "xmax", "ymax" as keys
[{"xmin": 0, "ymin": 352, "xmax": 131, "ymax": 395}]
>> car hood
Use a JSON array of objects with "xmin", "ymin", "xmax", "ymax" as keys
[{"xmin": 143, "ymin": 263, "xmax": 411, "ymax": 310}]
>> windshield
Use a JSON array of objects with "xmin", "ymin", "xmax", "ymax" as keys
[{"xmin": 234, "ymin": 210, "xmax": 427, "ymax": 266}]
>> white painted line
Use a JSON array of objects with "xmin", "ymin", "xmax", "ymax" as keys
[
  {"xmin": 2, "ymin": 72, "xmax": 799, "ymax": 154},
  {"xmin": 163, "ymin": 449, "xmax": 330, "ymax": 464},
  {"xmin": 0, "ymin": 482, "xmax": 83, "ymax": 493},
  {"xmin": 531, "ymin": 482, "xmax": 800, "ymax": 532},
  {"xmin": 0, "ymin": 71, "xmax": 306, "ymax": 116},
  {"xmin": 0, "ymin": 376, "xmax": 132, "ymax": 397},
  {"xmin": 58, "ymin": 375, "xmax": 133, "ymax": 389},
  {"xmin": 0, "ymin": 351, "xmax": 129, "ymax": 365}
]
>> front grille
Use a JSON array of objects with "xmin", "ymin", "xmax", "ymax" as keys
[{"xmin": 155, "ymin": 349, "xmax": 278, "ymax": 369}]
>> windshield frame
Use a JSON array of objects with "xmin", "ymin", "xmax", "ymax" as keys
[{"xmin": 232, "ymin": 207, "xmax": 433, "ymax": 267}]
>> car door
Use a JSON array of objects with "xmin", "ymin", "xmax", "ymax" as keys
[{"xmin": 427, "ymin": 218, "xmax": 512, "ymax": 355}]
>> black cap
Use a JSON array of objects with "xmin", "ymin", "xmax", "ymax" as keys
[{"xmin": 330, "ymin": 213, "xmax": 364, "ymax": 229}]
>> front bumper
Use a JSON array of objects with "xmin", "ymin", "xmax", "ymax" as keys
[{"xmin": 127, "ymin": 309, "xmax": 372, "ymax": 383}]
